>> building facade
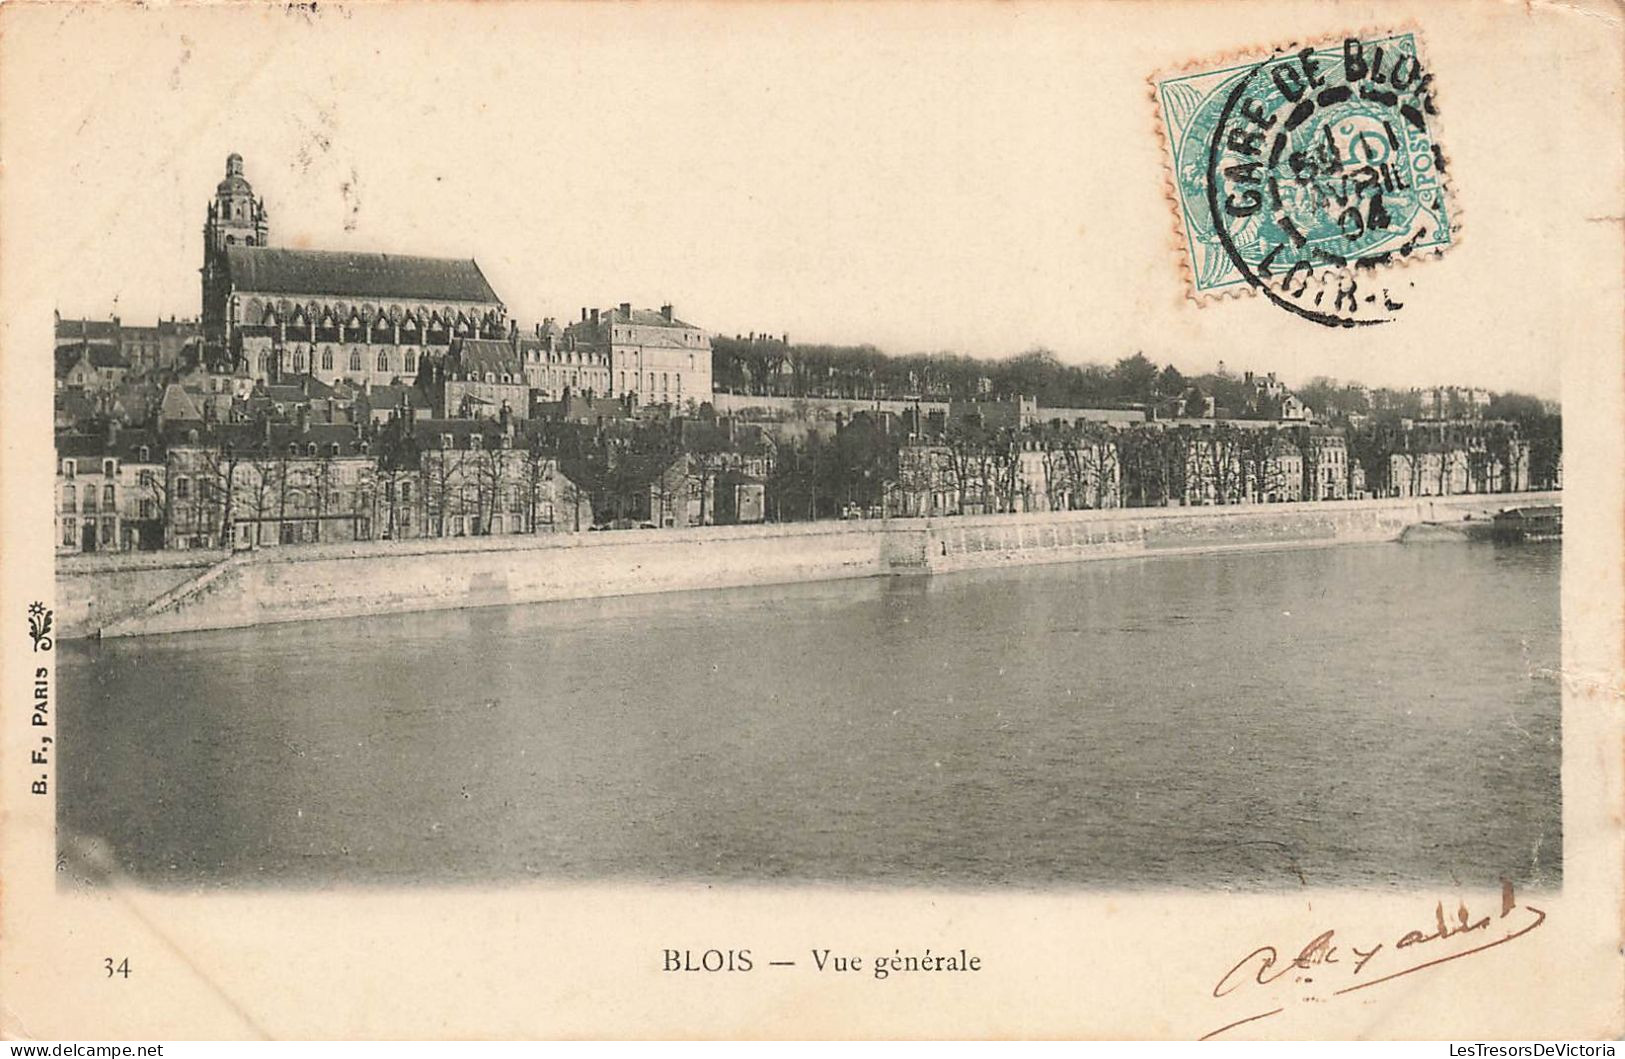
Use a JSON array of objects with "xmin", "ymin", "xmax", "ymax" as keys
[
  {"xmin": 424, "ymin": 338, "xmax": 531, "ymax": 420},
  {"xmin": 563, "ymin": 304, "xmax": 712, "ymax": 406},
  {"xmin": 55, "ymin": 428, "xmax": 165, "ymax": 553},
  {"xmin": 518, "ymin": 320, "xmax": 613, "ymax": 397}
]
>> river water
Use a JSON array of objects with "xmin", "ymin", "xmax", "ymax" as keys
[{"xmin": 58, "ymin": 541, "xmax": 1561, "ymax": 891}]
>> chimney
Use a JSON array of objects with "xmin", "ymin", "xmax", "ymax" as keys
[
  {"xmin": 106, "ymin": 419, "xmax": 121, "ymax": 445},
  {"xmin": 296, "ymin": 404, "xmax": 310, "ymax": 433},
  {"xmin": 499, "ymin": 402, "xmax": 513, "ymax": 436},
  {"xmin": 661, "ymin": 304, "xmax": 674, "ymax": 322},
  {"xmin": 581, "ymin": 307, "xmax": 588, "ymax": 322},
  {"xmin": 590, "ymin": 309, "xmax": 599, "ymax": 327},
  {"xmin": 619, "ymin": 302, "xmax": 631, "ymax": 317}
]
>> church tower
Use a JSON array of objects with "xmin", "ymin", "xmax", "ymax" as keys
[{"xmin": 201, "ymin": 153, "xmax": 270, "ymax": 345}]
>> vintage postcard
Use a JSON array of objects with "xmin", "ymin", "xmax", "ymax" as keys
[{"xmin": 1, "ymin": 0, "xmax": 1620, "ymax": 1043}]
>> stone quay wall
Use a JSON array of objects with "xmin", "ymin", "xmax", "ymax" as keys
[{"xmin": 55, "ymin": 491, "xmax": 1559, "ymax": 640}]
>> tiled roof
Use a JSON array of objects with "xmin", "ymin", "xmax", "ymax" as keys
[
  {"xmin": 563, "ymin": 306, "xmax": 706, "ymax": 350},
  {"xmin": 55, "ymin": 428, "xmax": 164, "ymax": 463},
  {"xmin": 158, "ymin": 383, "xmax": 204, "ymax": 423},
  {"xmin": 56, "ymin": 345, "xmax": 130, "ymax": 375},
  {"xmin": 164, "ymin": 421, "xmax": 369, "ymax": 456},
  {"xmin": 55, "ymin": 318, "xmax": 119, "ymax": 341},
  {"xmin": 610, "ymin": 306, "xmax": 698, "ymax": 329},
  {"xmin": 448, "ymin": 338, "xmax": 523, "ymax": 376},
  {"xmin": 361, "ymin": 383, "xmax": 429, "ymax": 411},
  {"xmin": 262, "ymin": 375, "xmax": 340, "ymax": 403},
  {"xmin": 408, "ymin": 418, "xmax": 516, "ymax": 449},
  {"xmin": 224, "ymin": 246, "xmax": 502, "ymax": 306}
]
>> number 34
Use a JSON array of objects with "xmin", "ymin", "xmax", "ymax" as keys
[{"xmin": 104, "ymin": 957, "xmax": 130, "ymax": 978}]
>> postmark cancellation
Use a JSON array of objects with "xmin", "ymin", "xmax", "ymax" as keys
[{"xmin": 1153, "ymin": 31, "xmax": 1455, "ymax": 327}]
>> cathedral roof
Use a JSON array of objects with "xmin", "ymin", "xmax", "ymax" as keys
[{"xmin": 224, "ymin": 246, "xmax": 502, "ymax": 306}]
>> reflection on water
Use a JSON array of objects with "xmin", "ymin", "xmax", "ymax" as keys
[{"xmin": 59, "ymin": 542, "xmax": 1561, "ymax": 891}]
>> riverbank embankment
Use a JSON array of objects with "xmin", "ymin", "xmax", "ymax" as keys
[{"xmin": 55, "ymin": 491, "xmax": 1558, "ymax": 640}]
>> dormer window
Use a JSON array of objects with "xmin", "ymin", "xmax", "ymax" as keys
[
  {"xmin": 103, "ymin": 459, "xmax": 115, "ymax": 477},
  {"xmin": 440, "ymin": 433, "xmax": 454, "ymax": 449},
  {"xmin": 470, "ymin": 435, "xmax": 483, "ymax": 450},
  {"xmin": 63, "ymin": 459, "xmax": 76, "ymax": 478},
  {"xmin": 307, "ymin": 442, "xmax": 318, "ymax": 457},
  {"xmin": 288, "ymin": 442, "xmax": 299, "ymax": 456},
  {"xmin": 329, "ymin": 443, "xmax": 340, "ymax": 457},
  {"xmin": 138, "ymin": 446, "xmax": 150, "ymax": 462}
]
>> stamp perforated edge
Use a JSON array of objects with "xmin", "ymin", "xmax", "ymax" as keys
[{"xmin": 1148, "ymin": 24, "xmax": 1463, "ymax": 308}]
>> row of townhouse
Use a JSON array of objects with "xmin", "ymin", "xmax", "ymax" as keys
[
  {"xmin": 888, "ymin": 427, "xmax": 1343, "ymax": 516},
  {"xmin": 55, "ymin": 409, "xmax": 777, "ymax": 553},
  {"xmin": 54, "ymin": 417, "xmax": 595, "ymax": 554},
  {"xmin": 1383, "ymin": 444, "xmax": 1531, "ymax": 498}
]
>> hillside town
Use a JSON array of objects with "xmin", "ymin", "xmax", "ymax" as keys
[{"xmin": 54, "ymin": 154, "xmax": 1563, "ymax": 555}]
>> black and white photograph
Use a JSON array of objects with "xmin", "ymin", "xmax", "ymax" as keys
[{"xmin": 1, "ymin": 0, "xmax": 1620, "ymax": 1045}]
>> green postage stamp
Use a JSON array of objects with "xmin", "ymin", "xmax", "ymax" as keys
[{"xmin": 1153, "ymin": 31, "xmax": 1454, "ymax": 327}]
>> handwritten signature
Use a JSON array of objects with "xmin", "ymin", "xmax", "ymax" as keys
[{"xmin": 1203, "ymin": 880, "xmax": 1546, "ymax": 1040}]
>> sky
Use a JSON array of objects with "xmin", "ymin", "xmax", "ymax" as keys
[{"xmin": 4, "ymin": 2, "xmax": 1607, "ymax": 400}]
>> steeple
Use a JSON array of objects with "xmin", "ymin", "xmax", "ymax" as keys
[
  {"xmin": 205, "ymin": 152, "xmax": 269, "ymax": 252},
  {"xmin": 202, "ymin": 152, "xmax": 270, "ymax": 346}
]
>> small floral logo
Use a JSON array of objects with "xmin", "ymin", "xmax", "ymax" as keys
[{"xmin": 28, "ymin": 602, "xmax": 53, "ymax": 652}]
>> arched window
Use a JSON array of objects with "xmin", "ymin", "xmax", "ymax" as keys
[
  {"xmin": 377, "ymin": 350, "xmax": 389, "ymax": 372},
  {"xmin": 62, "ymin": 484, "xmax": 76, "ymax": 512},
  {"xmin": 661, "ymin": 372, "xmax": 669, "ymax": 392},
  {"xmin": 322, "ymin": 347, "xmax": 333, "ymax": 371},
  {"xmin": 349, "ymin": 349, "xmax": 362, "ymax": 372},
  {"xmin": 619, "ymin": 371, "xmax": 626, "ymax": 392},
  {"xmin": 292, "ymin": 350, "xmax": 305, "ymax": 374},
  {"xmin": 404, "ymin": 350, "xmax": 417, "ymax": 374},
  {"xmin": 648, "ymin": 373, "xmax": 655, "ymax": 392}
]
